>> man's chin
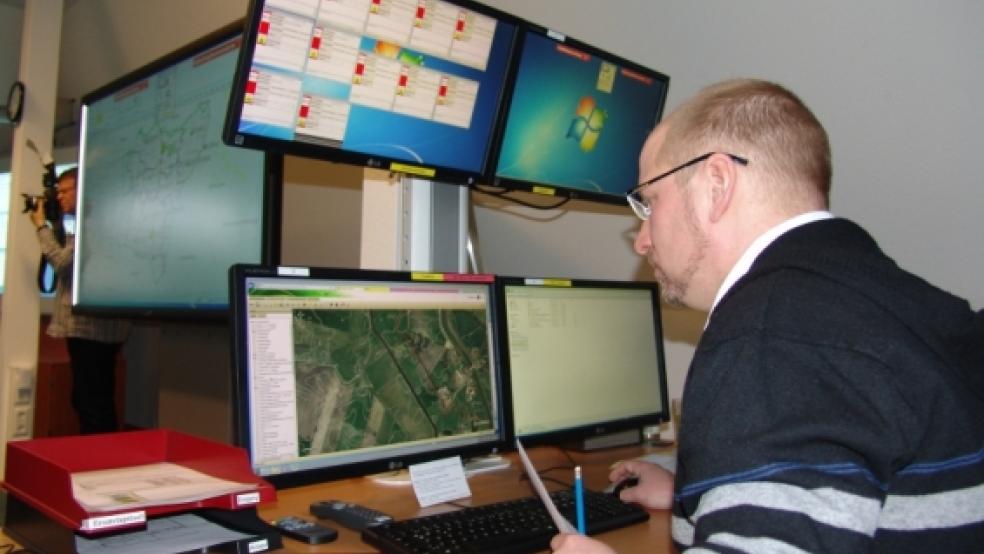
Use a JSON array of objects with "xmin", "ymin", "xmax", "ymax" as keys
[{"xmin": 651, "ymin": 270, "xmax": 685, "ymax": 307}]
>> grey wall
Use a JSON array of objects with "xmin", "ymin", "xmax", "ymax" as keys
[
  {"xmin": 470, "ymin": 0, "xmax": 984, "ymax": 404},
  {"xmin": 4, "ymin": 0, "xmax": 982, "ymax": 431}
]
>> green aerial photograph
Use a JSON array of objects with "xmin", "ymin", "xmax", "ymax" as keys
[{"xmin": 291, "ymin": 308, "xmax": 493, "ymax": 456}]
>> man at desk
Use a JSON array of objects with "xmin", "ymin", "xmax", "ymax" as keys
[{"xmin": 553, "ymin": 79, "xmax": 984, "ymax": 552}]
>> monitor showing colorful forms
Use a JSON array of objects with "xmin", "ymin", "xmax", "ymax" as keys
[
  {"xmin": 492, "ymin": 27, "xmax": 669, "ymax": 204},
  {"xmin": 496, "ymin": 276, "xmax": 669, "ymax": 449},
  {"xmin": 230, "ymin": 264, "xmax": 507, "ymax": 487},
  {"xmin": 76, "ymin": 21, "xmax": 276, "ymax": 317},
  {"xmin": 224, "ymin": 0, "xmax": 519, "ymax": 184}
]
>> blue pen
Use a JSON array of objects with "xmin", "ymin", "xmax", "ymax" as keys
[{"xmin": 574, "ymin": 465, "xmax": 586, "ymax": 534}]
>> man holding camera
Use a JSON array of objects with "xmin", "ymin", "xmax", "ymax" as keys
[{"xmin": 29, "ymin": 167, "xmax": 129, "ymax": 434}]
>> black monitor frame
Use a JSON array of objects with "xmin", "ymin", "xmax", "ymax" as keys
[
  {"xmin": 495, "ymin": 275, "xmax": 670, "ymax": 450},
  {"xmin": 223, "ymin": 0, "xmax": 522, "ymax": 186},
  {"xmin": 229, "ymin": 264, "xmax": 509, "ymax": 488},
  {"xmin": 74, "ymin": 20, "xmax": 280, "ymax": 320},
  {"xmin": 487, "ymin": 24, "xmax": 670, "ymax": 205}
]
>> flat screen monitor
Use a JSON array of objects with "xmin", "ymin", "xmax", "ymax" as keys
[
  {"xmin": 76, "ymin": 21, "xmax": 277, "ymax": 318},
  {"xmin": 496, "ymin": 276, "xmax": 669, "ymax": 449},
  {"xmin": 230, "ymin": 264, "xmax": 507, "ymax": 488},
  {"xmin": 491, "ymin": 27, "xmax": 669, "ymax": 204},
  {"xmin": 223, "ymin": 0, "xmax": 519, "ymax": 184}
]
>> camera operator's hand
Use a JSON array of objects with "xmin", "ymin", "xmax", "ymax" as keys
[{"xmin": 29, "ymin": 197, "xmax": 46, "ymax": 229}]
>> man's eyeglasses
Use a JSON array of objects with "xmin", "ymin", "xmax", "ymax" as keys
[{"xmin": 626, "ymin": 152, "xmax": 748, "ymax": 220}]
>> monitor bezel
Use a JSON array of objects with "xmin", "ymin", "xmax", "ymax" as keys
[
  {"xmin": 495, "ymin": 275, "xmax": 670, "ymax": 450},
  {"xmin": 74, "ymin": 21, "xmax": 280, "ymax": 320},
  {"xmin": 222, "ymin": 0, "xmax": 523, "ymax": 186},
  {"xmin": 487, "ymin": 24, "xmax": 670, "ymax": 206},
  {"xmin": 229, "ymin": 263, "xmax": 509, "ymax": 488}
]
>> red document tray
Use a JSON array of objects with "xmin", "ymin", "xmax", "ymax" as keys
[{"xmin": 2, "ymin": 429, "xmax": 276, "ymax": 534}]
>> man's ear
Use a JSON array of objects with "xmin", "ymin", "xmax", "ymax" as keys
[{"xmin": 705, "ymin": 153, "xmax": 738, "ymax": 223}]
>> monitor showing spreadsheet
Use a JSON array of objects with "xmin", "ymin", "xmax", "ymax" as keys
[{"xmin": 496, "ymin": 276, "xmax": 669, "ymax": 448}]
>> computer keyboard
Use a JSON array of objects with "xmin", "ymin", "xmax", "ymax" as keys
[{"xmin": 361, "ymin": 488, "xmax": 649, "ymax": 554}]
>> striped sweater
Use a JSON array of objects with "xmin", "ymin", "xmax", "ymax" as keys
[{"xmin": 673, "ymin": 218, "xmax": 984, "ymax": 552}]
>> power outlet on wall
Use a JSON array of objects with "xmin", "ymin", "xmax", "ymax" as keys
[
  {"xmin": 7, "ymin": 366, "xmax": 36, "ymax": 439},
  {"xmin": 12, "ymin": 406, "xmax": 31, "ymax": 438}
]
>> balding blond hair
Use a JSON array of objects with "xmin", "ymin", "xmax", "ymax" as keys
[{"xmin": 660, "ymin": 79, "xmax": 831, "ymax": 209}]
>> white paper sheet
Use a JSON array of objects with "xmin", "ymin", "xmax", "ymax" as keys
[
  {"xmin": 71, "ymin": 462, "xmax": 257, "ymax": 512},
  {"xmin": 514, "ymin": 439, "xmax": 577, "ymax": 534}
]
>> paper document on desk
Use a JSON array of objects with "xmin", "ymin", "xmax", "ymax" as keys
[
  {"xmin": 71, "ymin": 462, "xmax": 257, "ymax": 512},
  {"xmin": 515, "ymin": 439, "xmax": 578, "ymax": 534}
]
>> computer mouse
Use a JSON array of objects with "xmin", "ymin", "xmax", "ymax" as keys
[{"xmin": 610, "ymin": 476, "xmax": 640, "ymax": 497}]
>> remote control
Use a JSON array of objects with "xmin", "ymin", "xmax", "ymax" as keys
[
  {"xmin": 310, "ymin": 500, "xmax": 394, "ymax": 531},
  {"xmin": 272, "ymin": 516, "xmax": 338, "ymax": 544}
]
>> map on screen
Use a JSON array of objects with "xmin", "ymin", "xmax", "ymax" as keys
[
  {"xmin": 292, "ymin": 308, "xmax": 494, "ymax": 456},
  {"xmin": 77, "ymin": 31, "xmax": 267, "ymax": 313}
]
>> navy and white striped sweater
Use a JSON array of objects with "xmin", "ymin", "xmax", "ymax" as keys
[{"xmin": 673, "ymin": 218, "xmax": 984, "ymax": 553}]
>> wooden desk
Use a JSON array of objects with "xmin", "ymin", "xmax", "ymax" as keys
[{"xmin": 258, "ymin": 445, "xmax": 674, "ymax": 553}]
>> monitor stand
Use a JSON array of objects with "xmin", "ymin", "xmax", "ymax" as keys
[
  {"xmin": 573, "ymin": 428, "xmax": 642, "ymax": 452},
  {"xmin": 368, "ymin": 455, "xmax": 512, "ymax": 485}
]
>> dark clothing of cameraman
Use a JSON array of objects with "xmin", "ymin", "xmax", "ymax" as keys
[{"xmin": 32, "ymin": 168, "xmax": 129, "ymax": 434}]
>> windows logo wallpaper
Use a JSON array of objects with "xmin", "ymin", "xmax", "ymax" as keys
[
  {"xmin": 494, "ymin": 32, "xmax": 663, "ymax": 197},
  {"xmin": 567, "ymin": 96, "xmax": 607, "ymax": 152}
]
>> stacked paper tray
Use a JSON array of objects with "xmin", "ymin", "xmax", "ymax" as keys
[{"xmin": 2, "ymin": 428, "xmax": 276, "ymax": 534}]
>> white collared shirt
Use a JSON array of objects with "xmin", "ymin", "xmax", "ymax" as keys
[{"xmin": 707, "ymin": 211, "xmax": 834, "ymax": 325}]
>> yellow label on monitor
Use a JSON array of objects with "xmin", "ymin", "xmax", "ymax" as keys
[
  {"xmin": 526, "ymin": 278, "xmax": 572, "ymax": 287},
  {"xmin": 597, "ymin": 61, "xmax": 616, "ymax": 93},
  {"xmin": 412, "ymin": 272, "xmax": 445, "ymax": 281},
  {"xmin": 531, "ymin": 185, "xmax": 556, "ymax": 196},
  {"xmin": 390, "ymin": 162, "xmax": 436, "ymax": 178}
]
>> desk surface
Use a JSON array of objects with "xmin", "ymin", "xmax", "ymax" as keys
[
  {"xmin": 0, "ymin": 445, "xmax": 673, "ymax": 553},
  {"xmin": 259, "ymin": 444, "xmax": 674, "ymax": 553}
]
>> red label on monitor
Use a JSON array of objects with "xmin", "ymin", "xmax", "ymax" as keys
[
  {"xmin": 193, "ymin": 39, "xmax": 238, "ymax": 68},
  {"xmin": 556, "ymin": 44, "xmax": 591, "ymax": 63},
  {"xmin": 114, "ymin": 80, "xmax": 148, "ymax": 102},
  {"xmin": 620, "ymin": 67, "xmax": 654, "ymax": 86}
]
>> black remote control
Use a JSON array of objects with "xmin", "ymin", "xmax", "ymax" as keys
[
  {"xmin": 272, "ymin": 515, "xmax": 339, "ymax": 544},
  {"xmin": 310, "ymin": 500, "xmax": 394, "ymax": 531}
]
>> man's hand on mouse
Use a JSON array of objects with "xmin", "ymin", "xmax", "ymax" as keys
[{"xmin": 608, "ymin": 460, "xmax": 674, "ymax": 509}]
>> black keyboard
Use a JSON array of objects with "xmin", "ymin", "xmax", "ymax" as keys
[{"xmin": 361, "ymin": 488, "xmax": 649, "ymax": 554}]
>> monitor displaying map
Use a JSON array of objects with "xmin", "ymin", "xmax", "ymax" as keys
[
  {"xmin": 229, "ymin": 264, "xmax": 506, "ymax": 487},
  {"xmin": 75, "ymin": 21, "xmax": 276, "ymax": 317}
]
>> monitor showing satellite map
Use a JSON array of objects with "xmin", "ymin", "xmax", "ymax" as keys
[{"xmin": 230, "ymin": 264, "xmax": 507, "ymax": 488}]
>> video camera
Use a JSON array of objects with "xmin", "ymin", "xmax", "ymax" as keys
[
  {"xmin": 23, "ymin": 140, "xmax": 66, "ymax": 294},
  {"xmin": 22, "ymin": 140, "xmax": 65, "ymax": 244},
  {"xmin": 21, "ymin": 162, "xmax": 61, "ymax": 222}
]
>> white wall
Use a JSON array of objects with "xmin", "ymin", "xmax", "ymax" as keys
[
  {"xmin": 474, "ymin": 0, "xmax": 984, "ymax": 405},
  {"xmin": 7, "ymin": 0, "xmax": 981, "ymax": 431}
]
